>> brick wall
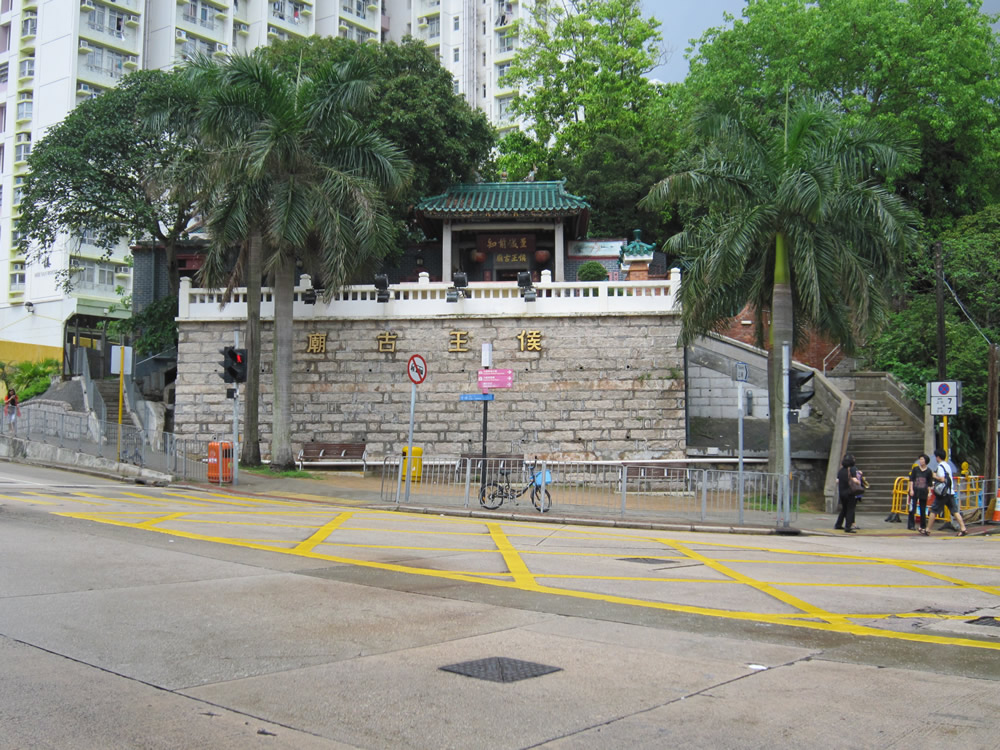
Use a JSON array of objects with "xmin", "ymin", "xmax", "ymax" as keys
[
  {"xmin": 175, "ymin": 314, "xmax": 686, "ymax": 461},
  {"xmin": 718, "ymin": 306, "xmax": 844, "ymax": 371}
]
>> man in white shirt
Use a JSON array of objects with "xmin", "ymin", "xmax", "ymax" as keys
[{"xmin": 926, "ymin": 448, "xmax": 968, "ymax": 536}]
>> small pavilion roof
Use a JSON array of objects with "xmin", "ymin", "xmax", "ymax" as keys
[{"xmin": 415, "ymin": 180, "xmax": 590, "ymax": 238}]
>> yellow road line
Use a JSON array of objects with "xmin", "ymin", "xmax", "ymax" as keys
[
  {"xmin": 136, "ymin": 512, "xmax": 188, "ymax": 530},
  {"xmin": 663, "ymin": 538, "xmax": 844, "ymax": 624},
  {"xmin": 24, "ymin": 492, "xmax": 106, "ymax": 506},
  {"xmin": 487, "ymin": 523, "xmax": 537, "ymax": 587},
  {"xmin": 52, "ymin": 511, "xmax": 1000, "ymax": 652},
  {"xmin": 0, "ymin": 494, "xmax": 55, "ymax": 505},
  {"xmin": 891, "ymin": 561, "xmax": 1000, "ymax": 597},
  {"xmin": 293, "ymin": 512, "xmax": 352, "ymax": 554}
]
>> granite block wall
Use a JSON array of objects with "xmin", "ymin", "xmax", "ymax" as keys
[{"xmin": 175, "ymin": 314, "xmax": 686, "ymax": 461}]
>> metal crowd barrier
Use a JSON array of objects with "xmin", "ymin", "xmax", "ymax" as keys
[{"xmin": 380, "ymin": 455, "xmax": 798, "ymax": 525}]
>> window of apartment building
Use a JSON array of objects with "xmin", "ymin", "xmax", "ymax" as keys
[
  {"xmin": 0, "ymin": 63, "xmax": 7, "ymax": 83},
  {"xmin": 496, "ymin": 61, "xmax": 511, "ymax": 84},
  {"xmin": 453, "ymin": 16, "xmax": 459, "ymax": 30},
  {"xmin": 12, "ymin": 175, "xmax": 24, "ymax": 205},
  {"xmin": 497, "ymin": 96, "xmax": 513, "ymax": 123},
  {"xmin": 452, "ymin": 47, "xmax": 459, "ymax": 63},
  {"xmin": 21, "ymin": 12, "xmax": 37, "ymax": 38},
  {"xmin": 15, "ymin": 92, "xmax": 31, "ymax": 123},
  {"xmin": 18, "ymin": 57, "xmax": 33, "ymax": 80},
  {"xmin": 1, "ymin": 23, "xmax": 10, "ymax": 53},
  {"xmin": 482, "ymin": 20, "xmax": 486, "ymax": 34},
  {"xmin": 13, "ymin": 132, "xmax": 29, "ymax": 163},
  {"xmin": 70, "ymin": 259, "xmax": 118, "ymax": 292},
  {"xmin": 10, "ymin": 262, "xmax": 25, "ymax": 292},
  {"xmin": 482, "ymin": 83, "xmax": 486, "ymax": 98},
  {"xmin": 482, "ymin": 51, "xmax": 486, "ymax": 65},
  {"xmin": 86, "ymin": 46, "xmax": 126, "ymax": 79},
  {"xmin": 497, "ymin": 30, "xmax": 516, "ymax": 52},
  {"xmin": 453, "ymin": 79, "xmax": 459, "ymax": 95},
  {"xmin": 342, "ymin": 0, "xmax": 366, "ymax": 19},
  {"xmin": 427, "ymin": 16, "xmax": 440, "ymax": 38},
  {"xmin": 0, "ymin": 0, "xmax": 11, "ymax": 14},
  {"xmin": 92, "ymin": 6, "xmax": 127, "ymax": 38}
]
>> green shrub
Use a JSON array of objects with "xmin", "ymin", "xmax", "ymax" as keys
[
  {"xmin": 0, "ymin": 358, "xmax": 61, "ymax": 401},
  {"xmin": 577, "ymin": 261, "xmax": 609, "ymax": 282}
]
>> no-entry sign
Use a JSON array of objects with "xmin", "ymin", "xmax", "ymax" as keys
[{"xmin": 408, "ymin": 354, "xmax": 427, "ymax": 385}]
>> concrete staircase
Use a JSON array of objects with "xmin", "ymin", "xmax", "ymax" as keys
[
  {"xmin": 96, "ymin": 378, "xmax": 127, "ymax": 424},
  {"xmin": 846, "ymin": 398, "xmax": 923, "ymax": 511}
]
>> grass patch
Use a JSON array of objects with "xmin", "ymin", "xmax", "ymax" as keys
[{"xmin": 239, "ymin": 464, "xmax": 318, "ymax": 480}]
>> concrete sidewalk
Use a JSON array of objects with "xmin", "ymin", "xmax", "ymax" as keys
[{"xmin": 192, "ymin": 467, "xmax": 1000, "ymax": 539}]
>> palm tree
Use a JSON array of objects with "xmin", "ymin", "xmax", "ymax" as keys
[
  {"xmin": 191, "ymin": 52, "xmax": 410, "ymax": 470},
  {"xmin": 641, "ymin": 98, "xmax": 920, "ymax": 473}
]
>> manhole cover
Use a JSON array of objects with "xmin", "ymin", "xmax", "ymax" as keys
[
  {"xmin": 967, "ymin": 616, "xmax": 1000, "ymax": 628},
  {"xmin": 439, "ymin": 657, "xmax": 561, "ymax": 682},
  {"xmin": 620, "ymin": 557, "xmax": 670, "ymax": 564}
]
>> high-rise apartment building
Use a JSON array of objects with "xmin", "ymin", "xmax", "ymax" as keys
[{"xmin": 0, "ymin": 0, "xmax": 527, "ymax": 365}]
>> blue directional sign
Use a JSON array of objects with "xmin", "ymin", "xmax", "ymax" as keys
[{"xmin": 460, "ymin": 393, "xmax": 495, "ymax": 401}]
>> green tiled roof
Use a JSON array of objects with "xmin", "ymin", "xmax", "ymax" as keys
[{"xmin": 416, "ymin": 181, "xmax": 590, "ymax": 218}]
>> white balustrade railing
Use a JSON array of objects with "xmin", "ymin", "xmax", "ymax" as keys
[{"xmin": 178, "ymin": 270, "xmax": 681, "ymax": 321}]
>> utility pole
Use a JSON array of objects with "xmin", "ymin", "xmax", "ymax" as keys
[
  {"xmin": 934, "ymin": 241, "xmax": 947, "ymax": 451},
  {"xmin": 985, "ymin": 343, "xmax": 999, "ymax": 517}
]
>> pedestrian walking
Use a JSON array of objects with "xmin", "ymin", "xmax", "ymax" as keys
[
  {"xmin": 835, "ymin": 454, "xmax": 865, "ymax": 533},
  {"xmin": 926, "ymin": 448, "xmax": 968, "ymax": 536},
  {"xmin": 4, "ymin": 387, "xmax": 19, "ymax": 435},
  {"xmin": 908, "ymin": 454, "xmax": 933, "ymax": 534}
]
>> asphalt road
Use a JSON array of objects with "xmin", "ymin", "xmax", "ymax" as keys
[{"xmin": 2, "ymin": 461, "xmax": 998, "ymax": 749}]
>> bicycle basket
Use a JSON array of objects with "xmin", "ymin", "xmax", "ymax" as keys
[{"xmin": 533, "ymin": 470, "xmax": 552, "ymax": 487}]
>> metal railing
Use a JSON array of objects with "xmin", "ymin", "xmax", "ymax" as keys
[
  {"xmin": 12, "ymin": 404, "xmax": 211, "ymax": 483},
  {"xmin": 381, "ymin": 456, "xmax": 799, "ymax": 526}
]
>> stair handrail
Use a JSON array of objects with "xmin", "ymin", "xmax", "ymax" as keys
[{"xmin": 822, "ymin": 344, "xmax": 842, "ymax": 375}]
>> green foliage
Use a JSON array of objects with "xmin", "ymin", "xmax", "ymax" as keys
[
  {"xmin": 263, "ymin": 37, "xmax": 494, "ymax": 247},
  {"xmin": 577, "ymin": 261, "xmax": 609, "ymax": 281},
  {"xmin": 105, "ymin": 296, "xmax": 179, "ymax": 358},
  {"xmin": 0, "ymin": 359, "xmax": 61, "ymax": 401},
  {"xmin": 16, "ymin": 70, "xmax": 206, "ymax": 294},
  {"xmin": 504, "ymin": 0, "xmax": 663, "ymax": 156},
  {"xmin": 684, "ymin": 0, "xmax": 1000, "ymax": 226},
  {"xmin": 866, "ymin": 296, "xmax": 994, "ymax": 466}
]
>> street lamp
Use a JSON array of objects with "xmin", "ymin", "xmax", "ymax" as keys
[
  {"xmin": 446, "ymin": 271, "xmax": 469, "ymax": 303},
  {"xmin": 518, "ymin": 271, "xmax": 536, "ymax": 302},
  {"xmin": 374, "ymin": 273, "xmax": 390, "ymax": 303}
]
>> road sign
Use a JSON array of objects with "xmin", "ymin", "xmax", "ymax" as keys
[
  {"xmin": 734, "ymin": 362, "xmax": 749, "ymax": 382},
  {"xmin": 478, "ymin": 368, "xmax": 513, "ymax": 390},
  {"xmin": 460, "ymin": 393, "xmax": 495, "ymax": 401},
  {"xmin": 931, "ymin": 396, "xmax": 958, "ymax": 415},
  {"xmin": 407, "ymin": 354, "xmax": 427, "ymax": 385}
]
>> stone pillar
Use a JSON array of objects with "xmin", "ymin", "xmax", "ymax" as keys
[
  {"xmin": 554, "ymin": 222, "xmax": 565, "ymax": 282},
  {"xmin": 442, "ymin": 222, "xmax": 453, "ymax": 283}
]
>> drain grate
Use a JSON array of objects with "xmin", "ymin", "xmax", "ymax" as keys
[
  {"xmin": 439, "ymin": 657, "xmax": 561, "ymax": 683},
  {"xmin": 967, "ymin": 616, "xmax": 1000, "ymax": 628}
]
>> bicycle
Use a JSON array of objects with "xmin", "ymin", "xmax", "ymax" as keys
[{"xmin": 479, "ymin": 458, "xmax": 552, "ymax": 512}]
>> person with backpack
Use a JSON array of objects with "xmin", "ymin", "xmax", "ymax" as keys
[
  {"xmin": 925, "ymin": 448, "xmax": 968, "ymax": 536},
  {"xmin": 835, "ymin": 453, "xmax": 865, "ymax": 533}
]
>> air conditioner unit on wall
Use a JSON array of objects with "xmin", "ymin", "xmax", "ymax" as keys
[
  {"xmin": 175, "ymin": 29, "xmax": 187, "ymax": 40},
  {"xmin": 115, "ymin": 265, "xmax": 131, "ymax": 275}
]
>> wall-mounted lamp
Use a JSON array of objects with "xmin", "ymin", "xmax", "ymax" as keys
[
  {"xmin": 446, "ymin": 271, "xmax": 469, "ymax": 303},
  {"xmin": 517, "ymin": 271, "xmax": 536, "ymax": 302},
  {"xmin": 374, "ymin": 273, "xmax": 390, "ymax": 303},
  {"xmin": 24, "ymin": 301, "xmax": 34, "ymax": 313}
]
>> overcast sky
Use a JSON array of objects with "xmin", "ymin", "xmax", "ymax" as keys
[{"xmin": 642, "ymin": 0, "xmax": 1000, "ymax": 84}]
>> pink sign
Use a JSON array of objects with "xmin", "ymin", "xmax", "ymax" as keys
[{"xmin": 478, "ymin": 368, "xmax": 513, "ymax": 390}]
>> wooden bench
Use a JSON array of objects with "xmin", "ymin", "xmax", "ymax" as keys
[{"xmin": 296, "ymin": 442, "xmax": 367, "ymax": 471}]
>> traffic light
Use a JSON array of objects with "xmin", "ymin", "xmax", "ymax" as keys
[
  {"xmin": 232, "ymin": 348, "xmax": 248, "ymax": 383},
  {"xmin": 788, "ymin": 369, "xmax": 815, "ymax": 410},
  {"xmin": 219, "ymin": 346, "xmax": 237, "ymax": 383},
  {"xmin": 219, "ymin": 347, "xmax": 248, "ymax": 383}
]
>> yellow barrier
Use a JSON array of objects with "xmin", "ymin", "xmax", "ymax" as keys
[{"xmin": 891, "ymin": 474, "xmax": 982, "ymax": 522}]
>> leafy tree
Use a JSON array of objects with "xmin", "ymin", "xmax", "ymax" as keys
[
  {"xmin": 642, "ymin": 98, "xmax": 920, "ymax": 472},
  {"xmin": 504, "ymin": 0, "xmax": 663, "ymax": 156},
  {"xmin": 16, "ymin": 70, "xmax": 206, "ymax": 295},
  {"xmin": 264, "ymin": 37, "xmax": 494, "ymax": 248},
  {"xmin": 684, "ymin": 0, "xmax": 1000, "ymax": 228},
  {"xmin": 190, "ymin": 52, "xmax": 410, "ymax": 470}
]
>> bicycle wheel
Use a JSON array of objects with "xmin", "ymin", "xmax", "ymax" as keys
[
  {"xmin": 531, "ymin": 487, "xmax": 551, "ymax": 513},
  {"xmin": 479, "ymin": 482, "xmax": 504, "ymax": 509}
]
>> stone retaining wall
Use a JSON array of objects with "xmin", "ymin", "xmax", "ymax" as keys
[{"xmin": 175, "ymin": 314, "xmax": 685, "ymax": 461}]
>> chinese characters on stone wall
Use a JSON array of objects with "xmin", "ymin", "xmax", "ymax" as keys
[{"xmin": 303, "ymin": 329, "xmax": 543, "ymax": 355}]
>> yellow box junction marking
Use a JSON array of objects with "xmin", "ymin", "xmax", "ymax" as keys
[{"xmin": 50, "ymin": 499, "xmax": 1000, "ymax": 653}]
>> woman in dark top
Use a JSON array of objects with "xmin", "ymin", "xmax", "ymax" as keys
[
  {"xmin": 908, "ymin": 453, "xmax": 933, "ymax": 534},
  {"xmin": 835, "ymin": 453, "xmax": 863, "ymax": 533}
]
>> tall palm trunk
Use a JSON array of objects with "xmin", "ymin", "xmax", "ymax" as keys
[
  {"xmin": 269, "ymin": 254, "xmax": 296, "ymax": 470},
  {"xmin": 241, "ymin": 230, "xmax": 263, "ymax": 465},
  {"xmin": 768, "ymin": 231, "xmax": 794, "ymax": 475}
]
